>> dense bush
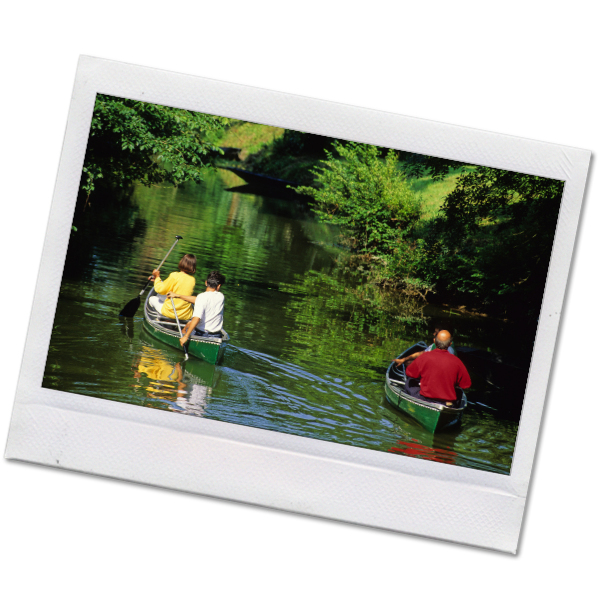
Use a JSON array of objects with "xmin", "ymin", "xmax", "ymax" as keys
[{"xmin": 298, "ymin": 142, "xmax": 422, "ymax": 255}]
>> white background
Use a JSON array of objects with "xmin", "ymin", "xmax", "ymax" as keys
[{"xmin": 2, "ymin": 2, "xmax": 597, "ymax": 598}]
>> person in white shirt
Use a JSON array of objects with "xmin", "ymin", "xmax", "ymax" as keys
[{"xmin": 167, "ymin": 270, "xmax": 225, "ymax": 345}]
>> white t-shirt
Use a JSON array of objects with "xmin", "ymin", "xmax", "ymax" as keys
[{"xmin": 192, "ymin": 290, "xmax": 224, "ymax": 333}]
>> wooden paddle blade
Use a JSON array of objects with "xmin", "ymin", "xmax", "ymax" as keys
[{"xmin": 119, "ymin": 296, "xmax": 141, "ymax": 317}]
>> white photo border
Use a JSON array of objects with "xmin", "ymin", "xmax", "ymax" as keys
[{"xmin": 5, "ymin": 56, "xmax": 591, "ymax": 553}]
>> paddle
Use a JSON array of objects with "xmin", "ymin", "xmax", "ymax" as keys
[
  {"xmin": 119, "ymin": 235, "xmax": 183, "ymax": 317},
  {"xmin": 170, "ymin": 298, "xmax": 189, "ymax": 361}
]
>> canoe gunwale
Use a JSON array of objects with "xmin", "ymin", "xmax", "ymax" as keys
[
  {"xmin": 144, "ymin": 316, "xmax": 227, "ymax": 344},
  {"xmin": 386, "ymin": 380, "xmax": 467, "ymax": 414}
]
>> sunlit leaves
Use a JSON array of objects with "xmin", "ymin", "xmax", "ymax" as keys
[
  {"xmin": 81, "ymin": 94, "xmax": 228, "ymax": 198},
  {"xmin": 297, "ymin": 142, "xmax": 422, "ymax": 256}
]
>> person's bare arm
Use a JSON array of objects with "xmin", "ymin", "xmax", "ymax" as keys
[
  {"xmin": 394, "ymin": 350, "xmax": 424, "ymax": 366},
  {"xmin": 167, "ymin": 291, "xmax": 197, "ymax": 304},
  {"xmin": 180, "ymin": 317, "xmax": 200, "ymax": 346}
]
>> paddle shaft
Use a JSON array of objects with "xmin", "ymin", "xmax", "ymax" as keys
[
  {"xmin": 171, "ymin": 298, "xmax": 189, "ymax": 360},
  {"xmin": 138, "ymin": 235, "xmax": 183, "ymax": 296}
]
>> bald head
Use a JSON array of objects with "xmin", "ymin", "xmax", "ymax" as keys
[{"xmin": 434, "ymin": 329, "xmax": 453, "ymax": 350}]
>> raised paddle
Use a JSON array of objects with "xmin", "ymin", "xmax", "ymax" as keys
[
  {"xmin": 119, "ymin": 235, "xmax": 183, "ymax": 317},
  {"xmin": 170, "ymin": 298, "xmax": 189, "ymax": 361}
]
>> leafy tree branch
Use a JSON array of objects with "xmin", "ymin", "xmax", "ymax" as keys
[{"xmin": 81, "ymin": 94, "xmax": 228, "ymax": 201}]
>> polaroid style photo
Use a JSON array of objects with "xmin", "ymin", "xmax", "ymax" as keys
[{"xmin": 5, "ymin": 56, "xmax": 591, "ymax": 553}]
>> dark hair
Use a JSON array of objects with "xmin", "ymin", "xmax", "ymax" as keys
[
  {"xmin": 178, "ymin": 254, "xmax": 196, "ymax": 275},
  {"xmin": 434, "ymin": 334, "xmax": 453, "ymax": 350},
  {"xmin": 206, "ymin": 270, "xmax": 225, "ymax": 289}
]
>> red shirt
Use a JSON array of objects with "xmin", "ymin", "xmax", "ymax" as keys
[{"xmin": 406, "ymin": 349, "xmax": 471, "ymax": 401}]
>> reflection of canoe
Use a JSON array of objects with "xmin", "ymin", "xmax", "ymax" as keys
[
  {"xmin": 385, "ymin": 342, "xmax": 467, "ymax": 433},
  {"xmin": 143, "ymin": 289, "xmax": 229, "ymax": 365},
  {"xmin": 183, "ymin": 356, "xmax": 218, "ymax": 386}
]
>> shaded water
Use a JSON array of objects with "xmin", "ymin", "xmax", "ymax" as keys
[{"xmin": 43, "ymin": 169, "xmax": 525, "ymax": 474}]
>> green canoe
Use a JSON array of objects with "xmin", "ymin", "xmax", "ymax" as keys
[
  {"xmin": 385, "ymin": 342, "xmax": 467, "ymax": 433},
  {"xmin": 143, "ymin": 289, "xmax": 229, "ymax": 365}
]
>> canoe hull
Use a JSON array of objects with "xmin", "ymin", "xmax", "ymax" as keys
[
  {"xmin": 385, "ymin": 380, "xmax": 464, "ymax": 432},
  {"xmin": 385, "ymin": 342, "xmax": 466, "ymax": 433},
  {"xmin": 142, "ymin": 320, "xmax": 227, "ymax": 364}
]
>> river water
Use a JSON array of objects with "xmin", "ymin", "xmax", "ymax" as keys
[{"xmin": 43, "ymin": 169, "xmax": 525, "ymax": 475}]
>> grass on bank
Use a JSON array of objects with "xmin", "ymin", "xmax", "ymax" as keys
[
  {"xmin": 217, "ymin": 120, "xmax": 285, "ymax": 160},
  {"xmin": 406, "ymin": 166, "xmax": 477, "ymax": 219}
]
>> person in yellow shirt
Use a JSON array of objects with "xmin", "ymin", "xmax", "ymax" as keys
[{"xmin": 148, "ymin": 253, "xmax": 196, "ymax": 320}]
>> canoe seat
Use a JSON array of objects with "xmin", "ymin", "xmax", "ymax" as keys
[
  {"xmin": 156, "ymin": 316, "xmax": 189, "ymax": 324},
  {"xmin": 147, "ymin": 304, "xmax": 189, "ymax": 326},
  {"xmin": 389, "ymin": 363, "xmax": 405, "ymax": 383}
]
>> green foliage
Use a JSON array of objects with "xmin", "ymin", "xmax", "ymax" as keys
[
  {"xmin": 442, "ymin": 167, "xmax": 563, "ymax": 235},
  {"xmin": 297, "ymin": 142, "xmax": 423, "ymax": 255},
  {"xmin": 418, "ymin": 168, "xmax": 564, "ymax": 316},
  {"xmin": 400, "ymin": 153, "xmax": 470, "ymax": 181},
  {"xmin": 81, "ymin": 94, "xmax": 228, "ymax": 199},
  {"xmin": 298, "ymin": 140, "xmax": 563, "ymax": 320}
]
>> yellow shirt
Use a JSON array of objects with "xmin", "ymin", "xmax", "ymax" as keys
[{"xmin": 154, "ymin": 271, "xmax": 195, "ymax": 319}]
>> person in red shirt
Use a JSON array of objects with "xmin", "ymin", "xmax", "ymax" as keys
[{"xmin": 405, "ymin": 330, "xmax": 471, "ymax": 406}]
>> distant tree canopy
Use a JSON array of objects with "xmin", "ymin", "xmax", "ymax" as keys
[{"xmin": 81, "ymin": 95, "xmax": 228, "ymax": 201}]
